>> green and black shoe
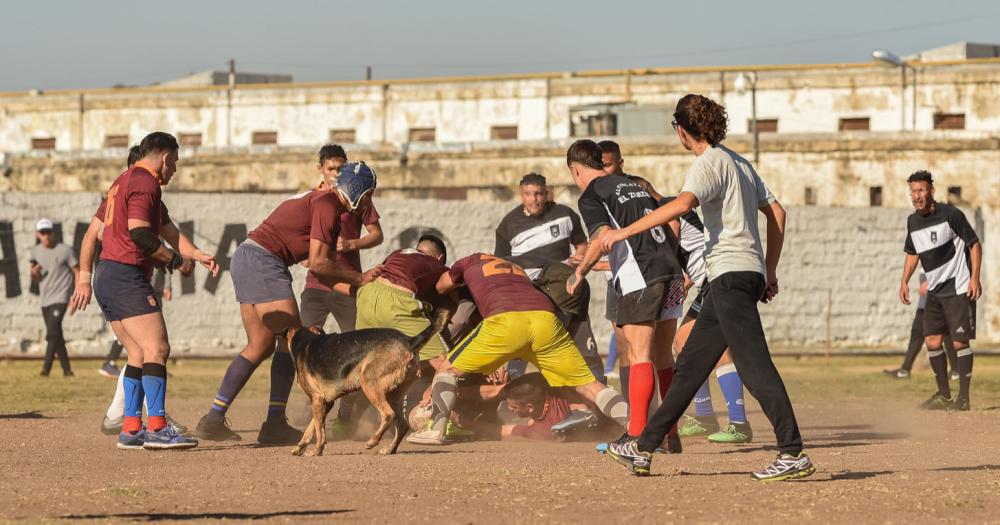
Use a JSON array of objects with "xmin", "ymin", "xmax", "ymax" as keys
[
  {"xmin": 918, "ymin": 393, "xmax": 953, "ymax": 411},
  {"xmin": 708, "ymin": 422, "xmax": 753, "ymax": 444},
  {"xmin": 678, "ymin": 415, "xmax": 719, "ymax": 438}
]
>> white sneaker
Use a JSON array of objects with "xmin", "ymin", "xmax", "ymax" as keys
[{"xmin": 406, "ymin": 424, "xmax": 446, "ymax": 445}]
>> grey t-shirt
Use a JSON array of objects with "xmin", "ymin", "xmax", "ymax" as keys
[
  {"xmin": 30, "ymin": 243, "xmax": 78, "ymax": 307},
  {"xmin": 680, "ymin": 145, "xmax": 776, "ymax": 280}
]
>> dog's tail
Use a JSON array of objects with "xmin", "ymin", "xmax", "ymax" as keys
[{"xmin": 407, "ymin": 308, "xmax": 450, "ymax": 355}]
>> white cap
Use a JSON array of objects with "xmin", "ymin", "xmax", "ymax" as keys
[{"xmin": 35, "ymin": 218, "xmax": 54, "ymax": 231}]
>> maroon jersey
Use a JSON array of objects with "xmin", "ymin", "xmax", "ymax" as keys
[
  {"xmin": 249, "ymin": 190, "xmax": 343, "ymax": 266},
  {"xmin": 509, "ymin": 394, "xmax": 571, "ymax": 441},
  {"xmin": 95, "ymin": 197, "xmax": 168, "ymax": 224},
  {"xmin": 305, "ymin": 202, "xmax": 380, "ymax": 291},
  {"xmin": 448, "ymin": 253, "xmax": 554, "ymax": 318},
  {"xmin": 380, "ymin": 248, "xmax": 449, "ymax": 299},
  {"xmin": 98, "ymin": 163, "xmax": 170, "ymax": 271}
]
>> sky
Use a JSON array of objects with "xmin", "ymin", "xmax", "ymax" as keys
[{"xmin": 2, "ymin": 0, "xmax": 999, "ymax": 92}]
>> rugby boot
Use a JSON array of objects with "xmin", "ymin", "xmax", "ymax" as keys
[{"xmin": 708, "ymin": 422, "xmax": 753, "ymax": 444}]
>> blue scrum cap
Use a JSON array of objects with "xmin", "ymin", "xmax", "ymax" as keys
[{"xmin": 336, "ymin": 161, "xmax": 377, "ymax": 210}]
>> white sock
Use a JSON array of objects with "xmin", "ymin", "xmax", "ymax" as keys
[{"xmin": 106, "ymin": 368, "xmax": 127, "ymax": 420}]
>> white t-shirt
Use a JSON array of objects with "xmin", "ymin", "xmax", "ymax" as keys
[{"xmin": 680, "ymin": 145, "xmax": 776, "ymax": 280}]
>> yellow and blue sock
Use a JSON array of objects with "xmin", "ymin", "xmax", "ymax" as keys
[
  {"xmin": 142, "ymin": 362, "xmax": 168, "ymax": 431},
  {"xmin": 267, "ymin": 351, "xmax": 295, "ymax": 422},
  {"xmin": 716, "ymin": 364, "xmax": 746, "ymax": 424},
  {"xmin": 208, "ymin": 355, "xmax": 258, "ymax": 422}
]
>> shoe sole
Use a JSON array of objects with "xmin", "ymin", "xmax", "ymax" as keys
[
  {"xmin": 752, "ymin": 465, "xmax": 816, "ymax": 482},
  {"xmin": 116, "ymin": 442, "xmax": 144, "ymax": 450},
  {"xmin": 606, "ymin": 450, "xmax": 650, "ymax": 476},
  {"xmin": 406, "ymin": 437, "xmax": 447, "ymax": 445},
  {"xmin": 143, "ymin": 442, "xmax": 199, "ymax": 450},
  {"xmin": 708, "ymin": 436, "xmax": 752, "ymax": 444},
  {"xmin": 193, "ymin": 430, "xmax": 242, "ymax": 441},
  {"xmin": 97, "ymin": 369, "xmax": 117, "ymax": 379}
]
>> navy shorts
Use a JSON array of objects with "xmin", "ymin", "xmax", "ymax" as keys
[
  {"xmin": 231, "ymin": 241, "xmax": 295, "ymax": 304},
  {"xmin": 93, "ymin": 261, "xmax": 160, "ymax": 322}
]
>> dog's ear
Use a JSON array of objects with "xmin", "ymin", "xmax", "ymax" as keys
[{"xmin": 308, "ymin": 325, "xmax": 324, "ymax": 335}]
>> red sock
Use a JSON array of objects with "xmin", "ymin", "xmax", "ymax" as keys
[
  {"xmin": 123, "ymin": 416, "xmax": 143, "ymax": 434},
  {"xmin": 148, "ymin": 416, "xmax": 167, "ymax": 432},
  {"xmin": 657, "ymin": 367, "xmax": 677, "ymax": 437},
  {"xmin": 628, "ymin": 363, "xmax": 655, "ymax": 437},
  {"xmin": 657, "ymin": 367, "xmax": 674, "ymax": 400}
]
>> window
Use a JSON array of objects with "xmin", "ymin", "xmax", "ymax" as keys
[
  {"xmin": 490, "ymin": 125, "xmax": 518, "ymax": 140},
  {"xmin": 409, "ymin": 128, "xmax": 436, "ymax": 142},
  {"xmin": 31, "ymin": 137, "xmax": 56, "ymax": 150},
  {"xmin": 252, "ymin": 131, "xmax": 278, "ymax": 145},
  {"xmin": 869, "ymin": 186, "xmax": 883, "ymax": 207},
  {"xmin": 947, "ymin": 186, "xmax": 963, "ymax": 204},
  {"xmin": 804, "ymin": 187, "xmax": 817, "ymax": 206},
  {"xmin": 571, "ymin": 112, "xmax": 617, "ymax": 137},
  {"xmin": 179, "ymin": 133, "xmax": 203, "ymax": 147},
  {"xmin": 329, "ymin": 129, "xmax": 356, "ymax": 144},
  {"xmin": 838, "ymin": 117, "xmax": 870, "ymax": 131},
  {"xmin": 748, "ymin": 119, "xmax": 778, "ymax": 133},
  {"xmin": 934, "ymin": 113, "xmax": 965, "ymax": 130},
  {"xmin": 104, "ymin": 135, "xmax": 129, "ymax": 148}
]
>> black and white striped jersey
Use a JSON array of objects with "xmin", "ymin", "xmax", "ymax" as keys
[
  {"xmin": 578, "ymin": 175, "xmax": 682, "ymax": 295},
  {"xmin": 660, "ymin": 196, "xmax": 707, "ymax": 288},
  {"xmin": 904, "ymin": 203, "xmax": 979, "ymax": 297},
  {"xmin": 494, "ymin": 202, "xmax": 587, "ymax": 280}
]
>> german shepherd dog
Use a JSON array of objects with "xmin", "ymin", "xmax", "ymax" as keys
[{"xmin": 286, "ymin": 309, "xmax": 449, "ymax": 457}]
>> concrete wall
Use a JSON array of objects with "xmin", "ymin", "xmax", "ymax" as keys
[
  {"xmin": 3, "ymin": 61, "xmax": 1000, "ymax": 153},
  {"xmin": 1, "ymin": 193, "xmax": 993, "ymax": 357}
]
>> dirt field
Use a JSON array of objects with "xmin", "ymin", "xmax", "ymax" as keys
[{"xmin": 2, "ymin": 355, "xmax": 999, "ymax": 524}]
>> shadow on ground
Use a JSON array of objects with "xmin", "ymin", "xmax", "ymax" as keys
[
  {"xmin": 933, "ymin": 464, "xmax": 1000, "ymax": 472},
  {"xmin": 62, "ymin": 509, "xmax": 351, "ymax": 521},
  {"xmin": 0, "ymin": 411, "xmax": 53, "ymax": 419}
]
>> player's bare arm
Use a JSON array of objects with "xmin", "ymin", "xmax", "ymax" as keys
[
  {"xmin": 307, "ymin": 238, "xmax": 379, "ymax": 288},
  {"xmin": 601, "ymin": 192, "xmax": 699, "ymax": 252},
  {"xmin": 69, "ymin": 217, "xmax": 102, "ymax": 313},
  {"xmin": 435, "ymin": 272, "xmax": 459, "ymax": 296},
  {"xmin": 339, "ymin": 221, "xmax": 384, "ymax": 252},
  {"xmin": 899, "ymin": 254, "xmax": 919, "ymax": 305},
  {"xmin": 968, "ymin": 241, "xmax": 982, "ymax": 302},
  {"xmin": 759, "ymin": 200, "xmax": 786, "ymax": 302},
  {"xmin": 160, "ymin": 221, "xmax": 220, "ymax": 277},
  {"xmin": 567, "ymin": 226, "xmax": 608, "ymax": 296}
]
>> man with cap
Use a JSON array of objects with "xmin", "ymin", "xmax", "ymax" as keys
[
  {"xmin": 194, "ymin": 161, "xmax": 382, "ymax": 445},
  {"xmin": 31, "ymin": 218, "xmax": 79, "ymax": 377}
]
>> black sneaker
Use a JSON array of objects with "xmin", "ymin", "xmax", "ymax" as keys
[
  {"xmin": 751, "ymin": 452, "xmax": 816, "ymax": 482},
  {"xmin": 193, "ymin": 415, "xmax": 242, "ymax": 441},
  {"xmin": 883, "ymin": 368, "xmax": 910, "ymax": 379},
  {"xmin": 948, "ymin": 397, "xmax": 971, "ymax": 411},
  {"xmin": 605, "ymin": 436, "xmax": 653, "ymax": 476},
  {"xmin": 257, "ymin": 417, "xmax": 303, "ymax": 445},
  {"xmin": 655, "ymin": 433, "xmax": 683, "ymax": 454},
  {"xmin": 918, "ymin": 393, "xmax": 952, "ymax": 411}
]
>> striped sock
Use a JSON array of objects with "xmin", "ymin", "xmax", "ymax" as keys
[
  {"xmin": 716, "ymin": 364, "xmax": 746, "ymax": 424},
  {"xmin": 142, "ymin": 363, "xmax": 168, "ymax": 431},
  {"xmin": 267, "ymin": 351, "xmax": 295, "ymax": 421},
  {"xmin": 627, "ymin": 363, "xmax": 655, "ymax": 437},
  {"xmin": 208, "ymin": 355, "xmax": 258, "ymax": 421},
  {"xmin": 122, "ymin": 365, "xmax": 144, "ymax": 434}
]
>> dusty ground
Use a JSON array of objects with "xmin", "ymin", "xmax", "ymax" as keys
[{"xmin": 2, "ymin": 355, "xmax": 999, "ymax": 524}]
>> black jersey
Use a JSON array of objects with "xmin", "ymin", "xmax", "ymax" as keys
[
  {"xmin": 578, "ymin": 175, "xmax": 682, "ymax": 295},
  {"xmin": 904, "ymin": 203, "xmax": 979, "ymax": 297}
]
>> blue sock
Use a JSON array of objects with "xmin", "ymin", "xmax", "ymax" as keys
[
  {"xmin": 694, "ymin": 379, "xmax": 714, "ymax": 417},
  {"xmin": 122, "ymin": 365, "xmax": 144, "ymax": 433},
  {"xmin": 604, "ymin": 336, "xmax": 618, "ymax": 375},
  {"xmin": 142, "ymin": 362, "xmax": 168, "ymax": 431},
  {"xmin": 208, "ymin": 355, "xmax": 259, "ymax": 421},
  {"xmin": 716, "ymin": 364, "xmax": 746, "ymax": 424}
]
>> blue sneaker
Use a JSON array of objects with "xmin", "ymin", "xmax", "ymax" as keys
[
  {"xmin": 143, "ymin": 425, "xmax": 199, "ymax": 450},
  {"xmin": 595, "ymin": 432, "xmax": 630, "ymax": 454},
  {"xmin": 117, "ymin": 429, "xmax": 146, "ymax": 450},
  {"xmin": 551, "ymin": 410, "xmax": 599, "ymax": 435}
]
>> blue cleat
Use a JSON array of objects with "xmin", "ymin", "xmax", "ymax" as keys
[
  {"xmin": 551, "ymin": 410, "xmax": 599, "ymax": 435},
  {"xmin": 117, "ymin": 429, "xmax": 146, "ymax": 450},
  {"xmin": 143, "ymin": 425, "xmax": 199, "ymax": 450},
  {"xmin": 595, "ymin": 442, "xmax": 608, "ymax": 454}
]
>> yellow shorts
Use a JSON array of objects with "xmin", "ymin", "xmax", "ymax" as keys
[
  {"xmin": 355, "ymin": 281, "xmax": 449, "ymax": 361},
  {"xmin": 447, "ymin": 310, "xmax": 595, "ymax": 387}
]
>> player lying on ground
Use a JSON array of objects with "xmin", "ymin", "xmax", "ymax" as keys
[
  {"xmin": 630, "ymin": 175, "xmax": 752, "ymax": 444},
  {"xmin": 406, "ymin": 253, "xmax": 629, "ymax": 445},
  {"xmin": 88, "ymin": 132, "xmax": 218, "ymax": 450},
  {"xmin": 194, "ymin": 161, "xmax": 381, "ymax": 445}
]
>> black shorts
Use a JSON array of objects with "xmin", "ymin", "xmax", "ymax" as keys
[
  {"xmin": 604, "ymin": 281, "xmax": 618, "ymax": 322},
  {"xmin": 93, "ymin": 261, "xmax": 160, "ymax": 322},
  {"xmin": 924, "ymin": 294, "xmax": 976, "ymax": 341},
  {"xmin": 685, "ymin": 284, "xmax": 709, "ymax": 320},
  {"xmin": 615, "ymin": 280, "xmax": 684, "ymax": 326}
]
